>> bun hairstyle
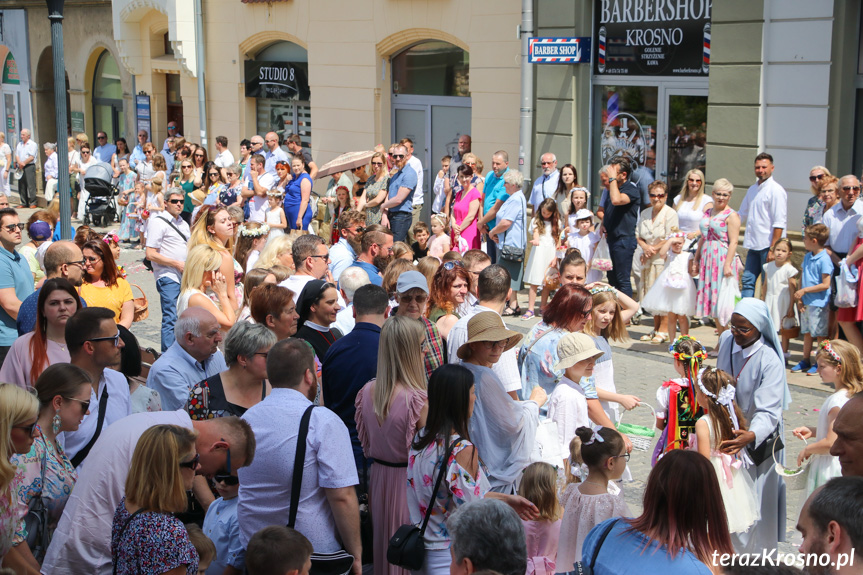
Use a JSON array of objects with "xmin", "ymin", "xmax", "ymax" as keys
[
  {"xmin": 518, "ymin": 462, "xmax": 561, "ymax": 521},
  {"xmin": 567, "ymin": 426, "xmax": 624, "ymax": 481}
]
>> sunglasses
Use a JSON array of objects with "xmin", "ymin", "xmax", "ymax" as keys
[
  {"xmin": 182, "ymin": 165, "xmax": 193, "ymax": 169},
  {"xmin": 97, "ymin": 136, "xmax": 107, "ymax": 140},
  {"xmin": 208, "ymin": 173, "xmax": 219, "ymax": 178},
  {"xmin": 309, "ymin": 254, "xmax": 330, "ymax": 262},
  {"xmin": 443, "ymin": 260, "xmax": 464, "ymax": 270},
  {"xmin": 399, "ymin": 293, "xmax": 428, "ymax": 304},
  {"xmin": 842, "ymin": 186, "xmax": 861, "ymax": 192},
  {"xmin": 371, "ymin": 162, "xmax": 384, "ymax": 166},
  {"xmin": 649, "ymin": 193, "xmax": 666, "ymax": 199},
  {"xmin": 687, "ymin": 178, "xmax": 701, "ymax": 183},
  {"xmin": 179, "ymin": 453, "xmax": 200, "ymax": 470},
  {"xmin": 391, "ymin": 154, "xmax": 405, "ymax": 160},
  {"xmin": 809, "ymin": 174, "xmax": 824, "ymax": 182},
  {"xmin": 83, "ymin": 255, "xmax": 101, "ymax": 263},
  {"xmin": 167, "ymin": 198, "xmax": 184, "ymax": 205},
  {"xmin": 63, "ymin": 396, "xmax": 91, "ymax": 412},
  {"xmin": 481, "ymin": 340, "xmax": 508, "ymax": 351},
  {"xmin": 14, "ymin": 422, "xmax": 38, "ymax": 437},
  {"xmin": 213, "ymin": 448, "xmax": 238, "ymax": 485},
  {"xmin": 87, "ymin": 331, "xmax": 121, "ymax": 347},
  {"xmin": 4, "ymin": 223, "xmax": 26, "ymax": 232},
  {"xmin": 194, "ymin": 154, "xmax": 204, "ymax": 158},
  {"xmin": 81, "ymin": 151, "xmax": 91, "ymax": 155}
]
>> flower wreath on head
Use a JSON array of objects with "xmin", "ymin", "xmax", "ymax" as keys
[
  {"xmin": 819, "ymin": 341, "xmax": 842, "ymax": 364},
  {"xmin": 665, "ymin": 231, "xmax": 688, "ymax": 241},
  {"xmin": 239, "ymin": 224, "xmax": 270, "ymax": 238},
  {"xmin": 589, "ymin": 285, "xmax": 617, "ymax": 297},
  {"xmin": 668, "ymin": 334, "xmax": 706, "ymax": 402}
]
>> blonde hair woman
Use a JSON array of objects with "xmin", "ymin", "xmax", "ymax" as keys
[
  {"xmin": 178, "ymin": 244, "xmax": 237, "ymax": 330},
  {"xmin": 673, "ymin": 168, "xmax": 712, "ymax": 242},
  {"xmin": 254, "ymin": 234, "xmax": 294, "ymax": 271},
  {"xmin": 111, "ymin": 425, "xmax": 201, "ymax": 575},
  {"xmin": 188, "ymin": 205, "xmax": 240, "ymax": 313},
  {"xmin": 0, "ymin": 384, "xmax": 40, "ymax": 564},
  {"xmin": 355, "ymin": 315, "xmax": 428, "ymax": 575},
  {"xmin": 803, "ymin": 165, "xmax": 833, "ymax": 228}
]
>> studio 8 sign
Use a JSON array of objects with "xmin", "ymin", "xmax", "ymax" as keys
[
  {"xmin": 595, "ymin": 0, "xmax": 711, "ymax": 77},
  {"xmin": 245, "ymin": 61, "xmax": 311, "ymax": 101}
]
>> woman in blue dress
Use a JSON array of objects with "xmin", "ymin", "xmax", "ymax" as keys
[{"xmin": 284, "ymin": 156, "xmax": 313, "ymax": 232}]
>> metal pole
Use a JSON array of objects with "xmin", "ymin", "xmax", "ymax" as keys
[
  {"xmin": 194, "ymin": 0, "xmax": 208, "ymax": 148},
  {"xmin": 519, "ymin": 0, "xmax": 534, "ymax": 193},
  {"xmin": 47, "ymin": 0, "xmax": 71, "ymax": 240}
]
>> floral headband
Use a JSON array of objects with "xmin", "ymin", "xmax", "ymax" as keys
[
  {"xmin": 266, "ymin": 189, "xmax": 284, "ymax": 198},
  {"xmin": 589, "ymin": 285, "xmax": 617, "ymax": 296},
  {"xmin": 665, "ymin": 231, "xmax": 687, "ymax": 240},
  {"xmin": 668, "ymin": 335, "xmax": 706, "ymax": 361},
  {"xmin": 103, "ymin": 232, "xmax": 120, "ymax": 245},
  {"xmin": 819, "ymin": 341, "xmax": 841, "ymax": 364},
  {"xmin": 239, "ymin": 224, "xmax": 270, "ymax": 238}
]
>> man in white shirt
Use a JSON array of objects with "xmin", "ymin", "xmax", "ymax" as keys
[
  {"xmin": 738, "ymin": 152, "xmax": 787, "ymax": 298},
  {"xmin": 43, "ymin": 142, "xmax": 59, "ymax": 203},
  {"xmin": 529, "ymin": 152, "xmax": 560, "ymax": 211},
  {"xmin": 146, "ymin": 189, "xmax": 191, "ymax": 351},
  {"xmin": 92, "ymin": 131, "xmax": 116, "ymax": 163},
  {"xmin": 42, "ymin": 410, "xmax": 254, "ymax": 575},
  {"xmin": 823, "ymin": 175, "xmax": 863, "ymax": 260},
  {"xmin": 264, "ymin": 131, "xmax": 289, "ymax": 175},
  {"xmin": 13, "ymin": 128, "xmax": 38, "ymax": 208},
  {"xmin": 213, "ymin": 135, "xmax": 235, "ymax": 170},
  {"xmin": 74, "ymin": 143, "xmax": 100, "ymax": 221},
  {"xmin": 246, "ymin": 154, "xmax": 274, "ymax": 223},
  {"xmin": 238, "ymin": 339, "xmax": 361, "ymax": 575},
  {"xmin": 63, "ymin": 307, "xmax": 132, "ymax": 466},
  {"xmin": 401, "ymin": 137, "xmax": 424, "ymax": 239},
  {"xmin": 447, "ymin": 265, "xmax": 522, "ymax": 396}
]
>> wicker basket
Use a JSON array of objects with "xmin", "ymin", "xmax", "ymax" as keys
[
  {"xmin": 132, "ymin": 284, "xmax": 149, "ymax": 323},
  {"xmin": 774, "ymin": 435, "xmax": 810, "ymax": 490},
  {"xmin": 616, "ymin": 402, "xmax": 657, "ymax": 451}
]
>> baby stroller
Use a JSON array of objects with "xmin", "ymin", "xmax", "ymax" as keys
[{"xmin": 83, "ymin": 162, "xmax": 118, "ymax": 227}]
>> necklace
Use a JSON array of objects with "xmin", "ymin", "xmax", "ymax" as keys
[{"xmin": 48, "ymin": 337, "xmax": 67, "ymax": 351}]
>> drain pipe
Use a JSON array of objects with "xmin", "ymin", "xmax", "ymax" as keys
[
  {"xmin": 519, "ymin": 0, "xmax": 534, "ymax": 193},
  {"xmin": 194, "ymin": 0, "xmax": 208, "ymax": 148}
]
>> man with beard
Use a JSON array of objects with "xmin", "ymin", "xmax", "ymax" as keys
[
  {"xmin": 796, "ymin": 476, "xmax": 863, "ymax": 575},
  {"xmin": 329, "ymin": 209, "xmax": 365, "ymax": 282},
  {"xmin": 346, "ymin": 224, "xmax": 393, "ymax": 286},
  {"xmin": 239, "ymin": 338, "xmax": 361, "ymax": 575}
]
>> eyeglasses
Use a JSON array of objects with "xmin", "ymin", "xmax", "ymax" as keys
[
  {"xmin": 14, "ymin": 422, "xmax": 38, "ymax": 437},
  {"xmin": 81, "ymin": 151, "xmax": 90, "ymax": 155},
  {"xmin": 3, "ymin": 223, "xmax": 25, "ymax": 232},
  {"xmin": 541, "ymin": 161, "xmax": 554, "ymax": 166},
  {"xmin": 63, "ymin": 396, "xmax": 91, "ymax": 412},
  {"xmin": 167, "ymin": 198, "xmax": 184, "ymax": 205},
  {"xmin": 481, "ymin": 340, "xmax": 507, "ymax": 351},
  {"xmin": 309, "ymin": 254, "xmax": 330, "ymax": 262},
  {"xmin": 392, "ymin": 154, "xmax": 405, "ymax": 160},
  {"xmin": 399, "ymin": 293, "xmax": 428, "ymax": 304},
  {"xmin": 443, "ymin": 260, "xmax": 464, "ymax": 270},
  {"xmin": 373, "ymin": 243, "xmax": 394, "ymax": 254},
  {"xmin": 168, "ymin": 125, "xmax": 177, "ymax": 130},
  {"xmin": 214, "ymin": 448, "xmax": 239, "ymax": 485},
  {"xmin": 613, "ymin": 452, "xmax": 631, "ymax": 462},
  {"xmin": 728, "ymin": 323, "xmax": 754, "ymax": 335},
  {"xmin": 208, "ymin": 173, "xmax": 219, "ymax": 178},
  {"xmin": 842, "ymin": 186, "xmax": 861, "ymax": 192},
  {"xmin": 97, "ymin": 136, "xmax": 107, "ymax": 140},
  {"xmin": 649, "ymin": 193, "xmax": 666, "ymax": 199},
  {"xmin": 65, "ymin": 259, "xmax": 86, "ymax": 268},
  {"xmin": 83, "ymin": 255, "xmax": 101, "ymax": 263},
  {"xmin": 179, "ymin": 453, "xmax": 200, "ymax": 470},
  {"xmin": 809, "ymin": 174, "xmax": 824, "ymax": 182},
  {"xmin": 194, "ymin": 153, "xmax": 205, "ymax": 158},
  {"xmin": 713, "ymin": 192, "xmax": 731, "ymax": 198},
  {"xmin": 87, "ymin": 331, "xmax": 121, "ymax": 347}
]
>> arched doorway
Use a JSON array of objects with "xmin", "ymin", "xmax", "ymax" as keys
[
  {"xmin": 92, "ymin": 50, "xmax": 124, "ymax": 141},
  {"xmin": 33, "ymin": 47, "xmax": 71, "ymax": 147},
  {"xmin": 391, "ymin": 41, "xmax": 471, "ymax": 218}
]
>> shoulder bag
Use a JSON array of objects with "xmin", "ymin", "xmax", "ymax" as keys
[
  {"xmin": 289, "ymin": 405, "xmax": 356, "ymax": 575},
  {"xmin": 23, "ymin": 448, "xmax": 50, "ymax": 562},
  {"xmin": 387, "ymin": 436, "xmax": 463, "ymax": 570},
  {"xmin": 70, "ymin": 385, "xmax": 109, "ymax": 467},
  {"xmin": 567, "ymin": 518, "xmax": 620, "ymax": 575},
  {"xmin": 500, "ymin": 193, "xmax": 527, "ymax": 262}
]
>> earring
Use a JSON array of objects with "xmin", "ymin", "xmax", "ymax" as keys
[{"xmin": 52, "ymin": 410, "xmax": 61, "ymax": 434}]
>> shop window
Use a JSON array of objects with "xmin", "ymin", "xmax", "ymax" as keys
[
  {"xmin": 93, "ymin": 50, "xmax": 123, "ymax": 142},
  {"xmin": 392, "ymin": 41, "xmax": 469, "ymax": 97}
]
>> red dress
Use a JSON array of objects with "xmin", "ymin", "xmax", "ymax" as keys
[
  {"xmin": 838, "ymin": 236, "xmax": 863, "ymax": 322},
  {"xmin": 451, "ymin": 186, "xmax": 482, "ymax": 251}
]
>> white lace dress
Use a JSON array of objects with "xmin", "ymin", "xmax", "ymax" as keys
[{"xmin": 556, "ymin": 481, "xmax": 629, "ymax": 568}]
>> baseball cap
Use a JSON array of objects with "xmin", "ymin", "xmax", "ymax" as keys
[
  {"xmin": 396, "ymin": 271, "xmax": 428, "ymax": 294},
  {"xmin": 29, "ymin": 221, "xmax": 52, "ymax": 242},
  {"xmin": 553, "ymin": 332, "xmax": 603, "ymax": 371}
]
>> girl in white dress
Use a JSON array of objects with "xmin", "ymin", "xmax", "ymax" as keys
[
  {"xmin": 264, "ymin": 189, "xmax": 287, "ymax": 244},
  {"xmin": 523, "ymin": 198, "xmax": 561, "ymax": 319},
  {"xmin": 693, "ymin": 367, "xmax": 760, "ymax": 536},
  {"xmin": 793, "ymin": 340, "xmax": 863, "ymax": 495},
  {"xmin": 762, "ymin": 238, "xmax": 798, "ymax": 358},
  {"xmin": 567, "ymin": 209, "xmax": 602, "ymax": 284},
  {"xmin": 641, "ymin": 232, "xmax": 696, "ymax": 343}
]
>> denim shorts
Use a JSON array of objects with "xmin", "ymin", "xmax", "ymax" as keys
[{"xmin": 800, "ymin": 304, "xmax": 828, "ymax": 337}]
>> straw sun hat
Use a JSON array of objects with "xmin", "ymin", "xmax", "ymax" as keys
[{"xmin": 456, "ymin": 311, "xmax": 523, "ymax": 360}]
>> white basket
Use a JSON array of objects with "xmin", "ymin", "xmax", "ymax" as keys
[
  {"xmin": 615, "ymin": 402, "xmax": 657, "ymax": 451},
  {"xmin": 774, "ymin": 436, "xmax": 810, "ymax": 491}
]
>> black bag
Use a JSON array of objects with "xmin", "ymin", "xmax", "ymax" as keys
[
  {"xmin": 499, "ymin": 192, "xmax": 527, "ymax": 263},
  {"xmin": 387, "ymin": 437, "xmax": 462, "ymax": 570},
  {"xmin": 567, "ymin": 518, "xmax": 619, "ymax": 575},
  {"xmin": 23, "ymin": 450, "xmax": 50, "ymax": 562},
  {"xmin": 290, "ymin": 405, "xmax": 355, "ymax": 575},
  {"xmin": 747, "ymin": 424, "xmax": 784, "ymax": 467},
  {"xmin": 358, "ymin": 464, "xmax": 373, "ymax": 565}
]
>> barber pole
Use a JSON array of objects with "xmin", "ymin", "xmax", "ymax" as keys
[
  {"xmin": 598, "ymin": 26, "xmax": 607, "ymax": 73},
  {"xmin": 702, "ymin": 23, "xmax": 711, "ymax": 74}
]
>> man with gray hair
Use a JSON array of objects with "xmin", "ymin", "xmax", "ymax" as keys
[
  {"xmin": 477, "ymin": 151, "xmax": 510, "ymax": 264},
  {"xmin": 43, "ymin": 142, "xmax": 59, "ymax": 203},
  {"xmin": 147, "ymin": 307, "xmax": 227, "ymax": 410},
  {"xmin": 796, "ymin": 476, "xmax": 863, "ymax": 575},
  {"xmin": 334, "ymin": 265, "xmax": 371, "ymax": 336},
  {"xmin": 448, "ymin": 499, "xmax": 528, "ymax": 575},
  {"xmin": 529, "ymin": 152, "xmax": 559, "ymax": 211},
  {"xmin": 146, "ymin": 187, "xmax": 190, "ymax": 351},
  {"xmin": 14, "ymin": 128, "xmax": 38, "ymax": 208}
]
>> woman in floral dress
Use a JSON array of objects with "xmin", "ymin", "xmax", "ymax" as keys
[
  {"xmin": 695, "ymin": 178, "xmax": 741, "ymax": 344},
  {"xmin": 357, "ymin": 152, "xmax": 389, "ymax": 226}
]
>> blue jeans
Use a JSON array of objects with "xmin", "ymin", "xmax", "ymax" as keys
[
  {"xmin": 156, "ymin": 277, "xmax": 181, "ymax": 352},
  {"xmin": 389, "ymin": 211, "xmax": 412, "ymax": 243},
  {"xmin": 741, "ymin": 247, "xmax": 770, "ymax": 298},
  {"xmin": 486, "ymin": 236, "xmax": 498, "ymax": 264},
  {"xmin": 607, "ymin": 236, "xmax": 637, "ymax": 297}
]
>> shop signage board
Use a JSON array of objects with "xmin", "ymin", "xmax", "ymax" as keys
[
  {"xmin": 245, "ymin": 61, "xmax": 310, "ymax": 101},
  {"xmin": 135, "ymin": 94, "xmax": 151, "ymax": 137},
  {"xmin": 594, "ymin": 0, "xmax": 711, "ymax": 76},
  {"xmin": 70, "ymin": 111, "xmax": 85, "ymax": 134},
  {"xmin": 528, "ymin": 37, "xmax": 591, "ymax": 64}
]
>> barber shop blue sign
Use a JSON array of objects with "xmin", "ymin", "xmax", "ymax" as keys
[{"xmin": 529, "ymin": 37, "xmax": 592, "ymax": 64}]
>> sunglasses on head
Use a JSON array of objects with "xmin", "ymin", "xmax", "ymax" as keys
[{"xmin": 443, "ymin": 260, "xmax": 464, "ymax": 270}]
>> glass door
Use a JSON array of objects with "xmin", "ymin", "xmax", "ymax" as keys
[{"xmin": 661, "ymin": 89, "xmax": 708, "ymax": 201}]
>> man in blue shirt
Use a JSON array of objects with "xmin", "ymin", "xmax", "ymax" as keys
[
  {"xmin": 0, "ymin": 208, "xmax": 35, "ymax": 367},
  {"xmin": 477, "ymin": 151, "xmax": 511, "ymax": 264},
  {"xmin": 263, "ymin": 132, "xmax": 289, "ymax": 176},
  {"xmin": 321, "ymin": 284, "xmax": 388, "ymax": 472},
  {"xmin": 18, "ymin": 240, "xmax": 87, "ymax": 335},
  {"xmin": 346, "ymin": 226, "xmax": 393, "ymax": 286},
  {"xmin": 603, "ymin": 156, "xmax": 642, "ymax": 297},
  {"xmin": 329, "ymin": 210, "xmax": 365, "ymax": 282},
  {"xmin": 92, "ymin": 132, "xmax": 117, "ymax": 163},
  {"xmin": 129, "ymin": 129, "xmax": 149, "ymax": 169},
  {"xmin": 380, "ymin": 144, "xmax": 416, "ymax": 242}
]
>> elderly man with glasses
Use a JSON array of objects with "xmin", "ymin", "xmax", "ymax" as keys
[
  {"xmin": 0, "ymin": 207, "xmax": 34, "ymax": 367},
  {"xmin": 129, "ymin": 129, "xmax": 150, "ymax": 170},
  {"xmin": 17, "ymin": 240, "xmax": 87, "ymax": 335},
  {"xmin": 529, "ymin": 152, "xmax": 560, "ymax": 211},
  {"xmin": 93, "ymin": 132, "xmax": 116, "ymax": 163}
]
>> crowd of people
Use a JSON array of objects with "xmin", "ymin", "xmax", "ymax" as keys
[{"xmin": 0, "ymin": 128, "xmax": 863, "ymax": 575}]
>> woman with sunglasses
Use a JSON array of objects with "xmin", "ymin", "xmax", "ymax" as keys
[
  {"xmin": 295, "ymin": 280, "xmax": 342, "ymax": 360},
  {"xmin": 636, "ymin": 181, "xmax": 678, "ymax": 343},
  {"xmin": 356, "ymin": 152, "xmax": 389, "ymax": 226},
  {"xmin": 188, "ymin": 205, "xmax": 241, "ymax": 314},
  {"xmin": 8, "ymin": 365, "xmax": 93, "ymax": 567},
  {"xmin": 173, "ymin": 157, "xmax": 197, "ymax": 225},
  {"xmin": 0, "ymin": 278, "xmax": 80, "ymax": 388},
  {"xmin": 0, "ymin": 384, "xmax": 39, "ymax": 567},
  {"xmin": 201, "ymin": 161, "xmax": 226, "ymax": 205},
  {"xmin": 426, "ymin": 261, "xmax": 471, "ymax": 341},
  {"xmin": 221, "ymin": 163, "xmax": 245, "ymax": 209},
  {"xmin": 191, "ymin": 145, "xmax": 208, "ymax": 185},
  {"xmin": 285, "ymin": 156, "xmax": 314, "ymax": 232},
  {"xmin": 187, "ymin": 322, "xmax": 275, "ymax": 421},
  {"xmin": 673, "ymin": 168, "xmax": 712, "ymax": 247},
  {"xmin": 79, "ymin": 240, "xmax": 134, "ymax": 329},
  {"xmin": 802, "ymin": 166, "xmax": 833, "ymax": 229},
  {"xmin": 111, "ymin": 425, "xmax": 201, "ymax": 575}
]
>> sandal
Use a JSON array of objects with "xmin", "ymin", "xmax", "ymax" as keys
[
  {"xmin": 651, "ymin": 332, "xmax": 669, "ymax": 344},
  {"xmin": 640, "ymin": 331, "xmax": 656, "ymax": 342},
  {"xmin": 502, "ymin": 306, "xmax": 516, "ymax": 317},
  {"xmin": 520, "ymin": 310, "xmax": 535, "ymax": 320}
]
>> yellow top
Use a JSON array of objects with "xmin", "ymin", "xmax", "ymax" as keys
[{"xmin": 78, "ymin": 278, "xmax": 134, "ymax": 323}]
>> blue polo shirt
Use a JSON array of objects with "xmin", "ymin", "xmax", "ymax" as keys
[
  {"xmin": 483, "ymin": 168, "xmax": 510, "ymax": 228},
  {"xmin": 321, "ymin": 322, "xmax": 382, "ymax": 469},
  {"xmin": 388, "ymin": 165, "xmax": 417, "ymax": 213},
  {"xmin": 802, "ymin": 250, "xmax": 833, "ymax": 307},
  {"xmin": 0, "ymin": 247, "xmax": 36, "ymax": 346},
  {"xmin": 347, "ymin": 261, "xmax": 383, "ymax": 286}
]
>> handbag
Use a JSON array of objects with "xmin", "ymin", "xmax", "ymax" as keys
[
  {"xmin": 23, "ymin": 449, "xmax": 50, "ymax": 562},
  {"xmin": 566, "ymin": 518, "xmax": 620, "ymax": 575},
  {"xmin": 747, "ymin": 424, "xmax": 785, "ymax": 467},
  {"xmin": 387, "ymin": 437, "xmax": 463, "ymax": 571},
  {"xmin": 131, "ymin": 284, "xmax": 149, "ymax": 322},
  {"xmin": 290, "ymin": 406, "xmax": 355, "ymax": 575},
  {"xmin": 499, "ymin": 193, "xmax": 527, "ymax": 263},
  {"xmin": 835, "ymin": 259, "xmax": 858, "ymax": 308}
]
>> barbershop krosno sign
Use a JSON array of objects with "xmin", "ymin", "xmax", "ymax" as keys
[{"xmin": 594, "ymin": 0, "xmax": 712, "ymax": 77}]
